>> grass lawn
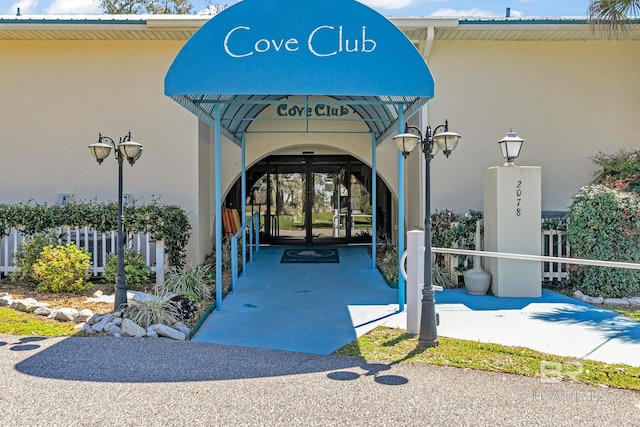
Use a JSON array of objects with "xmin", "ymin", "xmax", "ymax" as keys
[
  {"xmin": 608, "ymin": 306, "xmax": 640, "ymax": 322},
  {"xmin": 335, "ymin": 327, "xmax": 640, "ymax": 391},
  {"xmin": 0, "ymin": 307, "xmax": 79, "ymax": 336}
]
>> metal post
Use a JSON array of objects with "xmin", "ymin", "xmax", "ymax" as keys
[
  {"xmin": 214, "ymin": 103, "xmax": 222, "ymax": 311},
  {"xmin": 419, "ymin": 150, "xmax": 439, "ymax": 347},
  {"xmin": 397, "ymin": 106, "xmax": 405, "ymax": 312},
  {"xmin": 114, "ymin": 156, "xmax": 127, "ymax": 311},
  {"xmin": 371, "ymin": 132, "xmax": 377, "ymax": 270},
  {"xmin": 241, "ymin": 132, "xmax": 247, "ymax": 276}
]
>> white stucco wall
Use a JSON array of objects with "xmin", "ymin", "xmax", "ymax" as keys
[
  {"xmin": 424, "ymin": 39, "xmax": 640, "ymax": 217},
  {"xmin": 0, "ymin": 39, "xmax": 205, "ymax": 262},
  {"xmin": 2, "ymin": 22, "xmax": 639, "ymax": 264}
]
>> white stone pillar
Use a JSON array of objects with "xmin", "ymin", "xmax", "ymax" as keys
[
  {"xmin": 484, "ymin": 166, "xmax": 541, "ymax": 297},
  {"xmin": 406, "ymin": 230, "xmax": 424, "ymax": 334}
]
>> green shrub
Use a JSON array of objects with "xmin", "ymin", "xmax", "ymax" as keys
[
  {"xmin": 0, "ymin": 200, "xmax": 191, "ymax": 268},
  {"xmin": 205, "ymin": 238, "xmax": 240, "ymax": 272},
  {"xmin": 431, "ymin": 210, "xmax": 482, "ymax": 268},
  {"xmin": 591, "ymin": 149, "xmax": 640, "ymax": 193},
  {"xmin": 11, "ymin": 232, "xmax": 60, "ymax": 285},
  {"xmin": 160, "ymin": 264, "xmax": 213, "ymax": 302},
  {"xmin": 32, "ymin": 244, "xmax": 92, "ymax": 293},
  {"xmin": 566, "ymin": 184, "xmax": 640, "ymax": 297},
  {"xmin": 122, "ymin": 293, "xmax": 179, "ymax": 328},
  {"xmin": 376, "ymin": 234, "xmax": 398, "ymax": 283},
  {"xmin": 104, "ymin": 250, "xmax": 152, "ymax": 290}
]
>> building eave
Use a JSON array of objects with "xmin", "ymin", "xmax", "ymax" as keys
[{"xmin": 1, "ymin": 15, "xmax": 639, "ymax": 42}]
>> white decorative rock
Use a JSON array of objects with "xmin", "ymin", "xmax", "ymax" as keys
[
  {"xmin": 604, "ymin": 298, "xmax": 630, "ymax": 307},
  {"xmin": 0, "ymin": 295, "xmax": 12, "ymax": 306},
  {"xmin": 55, "ymin": 308, "xmax": 78, "ymax": 322},
  {"xmin": 146, "ymin": 327, "xmax": 158, "ymax": 338},
  {"xmin": 573, "ymin": 290, "xmax": 585, "ymax": 300},
  {"xmin": 583, "ymin": 296, "xmax": 604, "ymax": 305},
  {"xmin": 121, "ymin": 319, "xmax": 146, "ymax": 338},
  {"xmin": 128, "ymin": 291, "xmax": 155, "ymax": 303},
  {"xmin": 92, "ymin": 313, "xmax": 114, "ymax": 332},
  {"xmin": 172, "ymin": 322, "xmax": 191, "ymax": 338},
  {"xmin": 107, "ymin": 325, "xmax": 122, "ymax": 336},
  {"xmin": 74, "ymin": 309, "xmax": 94, "ymax": 323},
  {"xmin": 14, "ymin": 298, "xmax": 46, "ymax": 313},
  {"xmin": 102, "ymin": 321, "xmax": 115, "ymax": 332},
  {"xmin": 86, "ymin": 313, "xmax": 103, "ymax": 325},
  {"xmin": 92, "ymin": 290, "xmax": 103, "ymax": 298},
  {"xmin": 81, "ymin": 324, "xmax": 95, "ymax": 334},
  {"xmin": 33, "ymin": 306, "xmax": 52, "ymax": 316},
  {"xmin": 627, "ymin": 297, "xmax": 640, "ymax": 308},
  {"xmin": 151, "ymin": 324, "xmax": 186, "ymax": 341}
]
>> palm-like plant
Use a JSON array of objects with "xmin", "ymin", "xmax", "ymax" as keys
[{"xmin": 588, "ymin": 0, "xmax": 640, "ymax": 38}]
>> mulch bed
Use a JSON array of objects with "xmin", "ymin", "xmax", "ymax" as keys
[{"xmin": 0, "ymin": 269, "xmax": 233, "ymax": 333}]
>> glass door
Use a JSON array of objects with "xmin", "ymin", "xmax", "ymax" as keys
[
  {"xmin": 268, "ymin": 161, "xmax": 307, "ymax": 244},
  {"xmin": 310, "ymin": 160, "xmax": 349, "ymax": 244},
  {"xmin": 240, "ymin": 155, "xmax": 375, "ymax": 245}
]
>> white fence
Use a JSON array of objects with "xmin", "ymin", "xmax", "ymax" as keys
[
  {"xmin": 442, "ymin": 229, "xmax": 570, "ymax": 283},
  {"xmin": 0, "ymin": 226, "xmax": 165, "ymax": 283},
  {"xmin": 541, "ymin": 229, "xmax": 570, "ymax": 282}
]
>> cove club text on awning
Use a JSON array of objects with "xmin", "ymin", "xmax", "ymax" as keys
[{"xmin": 223, "ymin": 25, "xmax": 378, "ymax": 58}]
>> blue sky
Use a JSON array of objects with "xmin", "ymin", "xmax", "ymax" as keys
[{"xmin": 5, "ymin": 1, "xmax": 593, "ymax": 18}]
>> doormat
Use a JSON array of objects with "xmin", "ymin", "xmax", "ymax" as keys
[{"xmin": 281, "ymin": 248, "xmax": 339, "ymax": 264}]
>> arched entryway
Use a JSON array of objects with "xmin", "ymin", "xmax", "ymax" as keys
[
  {"xmin": 165, "ymin": 0, "xmax": 436, "ymax": 309},
  {"xmin": 226, "ymin": 154, "xmax": 393, "ymax": 245}
]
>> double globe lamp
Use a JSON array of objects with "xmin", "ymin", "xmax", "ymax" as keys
[
  {"xmin": 88, "ymin": 132, "xmax": 143, "ymax": 311},
  {"xmin": 393, "ymin": 120, "xmax": 461, "ymax": 347}
]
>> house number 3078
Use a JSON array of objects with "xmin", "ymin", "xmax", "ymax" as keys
[{"xmin": 516, "ymin": 180, "xmax": 522, "ymax": 216}]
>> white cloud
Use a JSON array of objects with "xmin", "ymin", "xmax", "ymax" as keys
[
  {"xmin": 359, "ymin": 0, "xmax": 417, "ymax": 11},
  {"xmin": 46, "ymin": 0, "xmax": 102, "ymax": 14},
  {"xmin": 431, "ymin": 8, "xmax": 500, "ymax": 18},
  {"xmin": 9, "ymin": 0, "xmax": 39, "ymax": 15}
]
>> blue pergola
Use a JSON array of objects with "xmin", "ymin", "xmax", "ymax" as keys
[{"xmin": 165, "ymin": 0, "xmax": 435, "ymax": 311}]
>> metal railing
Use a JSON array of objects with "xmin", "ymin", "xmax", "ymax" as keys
[
  {"xmin": 433, "ymin": 247, "xmax": 640, "ymax": 271},
  {"xmin": 441, "ymin": 229, "xmax": 571, "ymax": 283},
  {"xmin": 0, "ymin": 226, "xmax": 165, "ymax": 284},
  {"xmin": 231, "ymin": 213, "xmax": 261, "ymax": 293}
]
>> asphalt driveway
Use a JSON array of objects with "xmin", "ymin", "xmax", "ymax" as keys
[{"xmin": 2, "ymin": 334, "xmax": 639, "ymax": 426}]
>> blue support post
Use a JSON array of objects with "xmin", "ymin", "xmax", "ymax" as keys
[
  {"xmin": 231, "ymin": 237, "xmax": 237, "ymax": 293},
  {"xmin": 256, "ymin": 212, "xmax": 260, "ymax": 253},
  {"xmin": 371, "ymin": 132, "xmax": 377, "ymax": 270},
  {"xmin": 241, "ymin": 133, "xmax": 247, "ymax": 276},
  {"xmin": 397, "ymin": 106, "xmax": 405, "ymax": 312},
  {"xmin": 215, "ymin": 103, "xmax": 223, "ymax": 311},
  {"xmin": 249, "ymin": 217, "xmax": 254, "ymax": 262}
]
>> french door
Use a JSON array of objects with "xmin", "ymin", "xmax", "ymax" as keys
[{"xmin": 247, "ymin": 155, "xmax": 373, "ymax": 245}]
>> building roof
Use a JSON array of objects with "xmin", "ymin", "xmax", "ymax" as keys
[{"xmin": 2, "ymin": 15, "xmax": 640, "ymax": 42}]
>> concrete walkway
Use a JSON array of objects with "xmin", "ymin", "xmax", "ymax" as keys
[
  {"xmin": 192, "ymin": 246, "xmax": 640, "ymax": 367},
  {"xmin": 192, "ymin": 246, "xmax": 398, "ymax": 354},
  {"xmin": 385, "ymin": 289, "xmax": 640, "ymax": 367}
]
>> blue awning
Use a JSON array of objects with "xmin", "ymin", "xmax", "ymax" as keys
[{"xmin": 165, "ymin": 0, "xmax": 435, "ymax": 144}]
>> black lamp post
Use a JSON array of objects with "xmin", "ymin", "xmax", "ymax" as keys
[
  {"xmin": 393, "ymin": 120, "xmax": 461, "ymax": 347},
  {"xmin": 88, "ymin": 132, "xmax": 143, "ymax": 311}
]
